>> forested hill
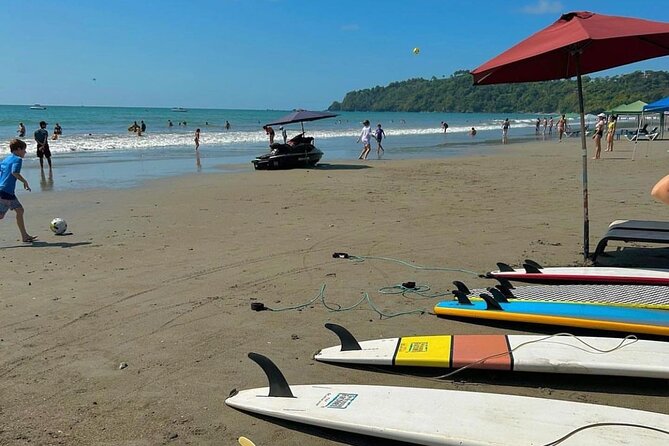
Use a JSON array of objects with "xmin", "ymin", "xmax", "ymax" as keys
[{"xmin": 328, "ymin": 70, "xmax": 669, "ymax": 114}]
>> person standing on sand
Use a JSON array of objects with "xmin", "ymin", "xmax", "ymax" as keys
[
  {"xmin": 374, "ymin": 123, "xmax": 386, "ymax": 158},
  {"xmin": 357, "ymin": 120, "xmax": 372, "ymax": 160},
  {"xmin": 194, "ymin": 128, "xmax": 201, "ymax": 150},
  {"xmin": 0, "ymin": 139, "xmax": 36, "ymax": 243},
  {"xmin": 557, "ymin": 114, "xmax": 566, "ymax": 141},
  {"xmin": 592, "ymin": 114, "xmax": 606, "ymax": 159},
  {"xmin": 262, "ymin": 125, "xmax": 275, "ymax": 146},
  {"xmin": 34, "ymin": 121, "xmax": 52, "ymax": 170},
  {"xmin": 502, "ymin": 118, "xmax": 510, "ymax": 141},
  {"xmin": 605, "ymin": 115, "xmax": 617, "ymax": 152}
]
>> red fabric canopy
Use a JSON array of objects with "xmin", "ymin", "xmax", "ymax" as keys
[{"xmin": 471, "ymin": 11, "xmax": 669, "ymax": 84}]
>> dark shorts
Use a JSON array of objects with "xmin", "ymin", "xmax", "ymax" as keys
[
  {"xmin": 0, "ymin": 191, "xmax": 22, "ymax": 217},
  {"xmin": 37, "ymin": 143, "xmax": 51, "ymax": 158}
]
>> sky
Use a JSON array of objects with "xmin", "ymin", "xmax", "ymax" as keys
[{"xmin": 3, "ymin": 0, "xmax": 669, "ymax": 110}]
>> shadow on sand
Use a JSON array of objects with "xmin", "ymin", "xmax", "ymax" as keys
[
  {"xmin": 2, "ymin": 239, "xmax": 92, "ymax": 249},
  {"xmin": 314, "ymin": 163, "xmax": 372, "ymax": 171}
]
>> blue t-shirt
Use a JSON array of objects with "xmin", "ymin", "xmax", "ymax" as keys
[{"xmin": 0, "ymin": 154, "xmax": 22, "ymax": 195}]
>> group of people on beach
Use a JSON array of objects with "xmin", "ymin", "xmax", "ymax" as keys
[
  {"xmin": 592, "ymin": 113, "xmax": 618, "ymax": 160},
  {"xmin": 357, "ymin": 120, "xmax": 386, "ymax": 160},
  {"xmin": 0, "ymin": 120, "xmax": 59, "ymax": 243}
]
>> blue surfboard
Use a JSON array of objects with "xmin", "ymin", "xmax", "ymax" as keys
[{"xmin": 434, "ymin": 293, "xmax": 669, "ymax": 336}]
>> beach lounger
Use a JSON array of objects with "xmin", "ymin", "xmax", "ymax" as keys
[
  {"xmin": 624, "ymin": 127, "xmax": 659, "ymax": 141},
  {"xmin": 592, "ymin": 219, "xmax": 669, "ymax": 261}
]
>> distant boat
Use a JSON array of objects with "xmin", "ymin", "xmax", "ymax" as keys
[
  {"xmin": 171, "ymin": 107, "xmax": 188, "ymax": 112},
  {"xmin": 29, "ymin": 104, "xmax": 47, "ymax": 110}
]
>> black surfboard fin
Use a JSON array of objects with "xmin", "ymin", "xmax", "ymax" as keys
[
  {"xmin": 496, "ymin": 262, "xmax": 515, "ymax": 272},
  {"xmin": 478, "ymin": 293, "xmax": 504, "ymax": 311},
  {"xmin": 523, "ymin": 263, "xmax": 542, "ymax": 274},
  {"xmin": 495, "ymin": 278, "xmax": 515, "ymax": 290},
  {"xmin": 247, "ymin": 353, "xmax": 295, "ymax": 398},
  {"xmin": 452, "ymin": 281, "xmax": 471, "ymax": 294},
  {"xmin": 494, "ymin": 284, "xmax": 516, "ymax": 299},
  {"xmin": 488, "ymin": 287, "xmax": 509, "ymax": 303},
  {"xmin": 324, "ymin": 323, "xmax": 362, "ymax": 352},
  {"xmin": 524, "ymin": 259, "xmax": 544, "ymax": 269},
  {"xmin": 452, "ymin": 290, "xmax": 473, "ymax": 305}
]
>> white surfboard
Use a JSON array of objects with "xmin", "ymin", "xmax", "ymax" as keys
[
  {"xmin": 314, "ymin": 324, "xmax": 669, "ymax": 378},
  {"xmin": 226, "ymin": 353, "xmax": 669, "ymax": 446},
  {"xmin": 488, "ymin": 261, "xmax": 669, "ymax": 285}
]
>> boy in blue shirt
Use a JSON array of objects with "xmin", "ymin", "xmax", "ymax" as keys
[{"xmin": 0, "ymin": 139, "xmax": 36, "ymax": 242}]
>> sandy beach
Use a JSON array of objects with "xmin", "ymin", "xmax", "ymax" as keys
[{"xmin": 1, "ymin": 137, "xmax": 668, "ymax": 445}]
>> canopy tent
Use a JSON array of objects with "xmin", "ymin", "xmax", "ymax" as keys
[
  {"xmin": 609, "ymin": 100, "xmax": 647, "ymax": 115},
  {"xmin": 644, "ymin": 96, "xmax": 669, "ymax": 112},
  {"xmin": 639, "ymin": 97, "xmax": 669, "ymax": 141}
]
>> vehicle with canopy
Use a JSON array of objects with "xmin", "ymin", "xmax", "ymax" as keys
[{"xmin": 252, "ymin": 110, "xmax": 337, "ymax": 170}]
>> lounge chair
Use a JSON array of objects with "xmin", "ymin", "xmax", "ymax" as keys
[
  {"xmin": 592, "ymin": 219, "xmax": 669, "ymax": 261},
  {"xmin": 624, "ymin": 126, "xmax": 658, "ymax": 141}
]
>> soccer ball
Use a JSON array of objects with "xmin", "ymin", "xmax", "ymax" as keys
[
  {"xmin": 50, "ymin": 218, "xmax": 67, "ymax": 235},
  {"xmin": 412, "ymin": 47, "xmax": 420, "ymax": 55}
]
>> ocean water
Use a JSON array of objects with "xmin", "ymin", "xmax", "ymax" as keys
[{"xmin": 0, "ymin": 105, "xmax": 588, "ymax": 191}]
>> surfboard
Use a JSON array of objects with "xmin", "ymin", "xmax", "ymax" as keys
[
  {"xmin": 488, "ymin": 260, "xmax": 669, "ymax": 285},
  {"xmin": 456, "ymin": 280, "xmax": 669, "ymax": 309},
  {"xmin": 313, "ymin": 324, "xmax": 669, "ymax": 378},
  {"xmin": 226, "ymin": 353, "xmax": 669, "ymax": 446},
  {"xmin": 434, "ymin": 292, "xmax": 669, "ymax": 336}
]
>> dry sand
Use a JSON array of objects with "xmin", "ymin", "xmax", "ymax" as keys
[{"xmin": 1, "ymin": 137, "xmax": 668, "ymax": 445}]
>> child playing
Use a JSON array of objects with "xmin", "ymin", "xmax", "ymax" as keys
[
  {"xmin": 0, "ymin": 139, "xmax": 36, "ymax": 242},
  {"xmin": 374, "ymin": 123, "xmax": 386, "ymax": 158}
]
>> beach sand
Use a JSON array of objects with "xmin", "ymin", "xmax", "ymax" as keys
[{"xmin": 1, "ymin": 137, "xmax": 668, "ymax": 445}]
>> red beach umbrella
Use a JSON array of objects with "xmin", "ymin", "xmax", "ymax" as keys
[{"xmin": 471, "ymin": 11, "xmax": 669, "ymax": 259}]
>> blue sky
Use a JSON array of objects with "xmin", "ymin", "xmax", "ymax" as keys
[{"xmin": 3, "ymin": 0, "xmax": 669, "ymax": 110}]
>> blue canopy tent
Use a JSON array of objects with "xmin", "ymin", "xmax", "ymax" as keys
[
  {"xmin": 630, "ymin": 97, "xmax": 668, "ymax": 159},
  {"xmin": 643, "ymin": 97, "xmax": 669, "ymax": 140}
]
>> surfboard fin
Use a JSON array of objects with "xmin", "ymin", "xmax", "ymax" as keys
[
  {"xmin": 452, "ymin": 290, "xmax": 473, "ymax": 305},
  {"xmin": 452, "ymin": 281, "xmax": 471, "ymax": 294},
  {"xmin": 494, "ymin": 284, "xmax": 516, "ymax": 299},
  {"xmin": 247, "ymin": 353, "xmax": 295, "ymax": 398},
  {"xmin": 523, "ymin": 263, "xmax": 542, "ymax": 274},
  {"xmin": 324, "ymin": 323, "xmax": 362, "ymax": 351},
  {"xmin": 524, "ymin": 259, "xmax": 544, "ymax": 269},
  {"xmin": 496, "ymin": 262, "xmax": 515, "ymax": 272},
  {"xmin": 488, "ymin": 287, "xmax": 509, "ymax": 303},
  {"xmin": 494, "ymin": 278, "xmax": 515, "ymax": 290},
  {"xmin": 478, "ymin": 293, "xmax": 504, "ymax": 311}
]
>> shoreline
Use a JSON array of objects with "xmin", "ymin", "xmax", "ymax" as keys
[
  {"xmin": 16, "ymin": 133, "xmax": 569, "ymax": 193},
  {"xmin": 1, "ymin": 136, "xmax": 668, "ymax": 445}
]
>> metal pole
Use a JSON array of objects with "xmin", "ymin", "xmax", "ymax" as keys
[{"xmin": 575, "ymin": 54, "xmax": 590, "ymax": 260}]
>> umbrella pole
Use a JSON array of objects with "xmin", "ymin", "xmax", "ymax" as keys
[
  {"xmin": 575, "ymin": 57, "xmax": 590, "ymax": 261},
  {"xmin": 632, "ymin": 112, "xmax": 643, "ymax": 160}
]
